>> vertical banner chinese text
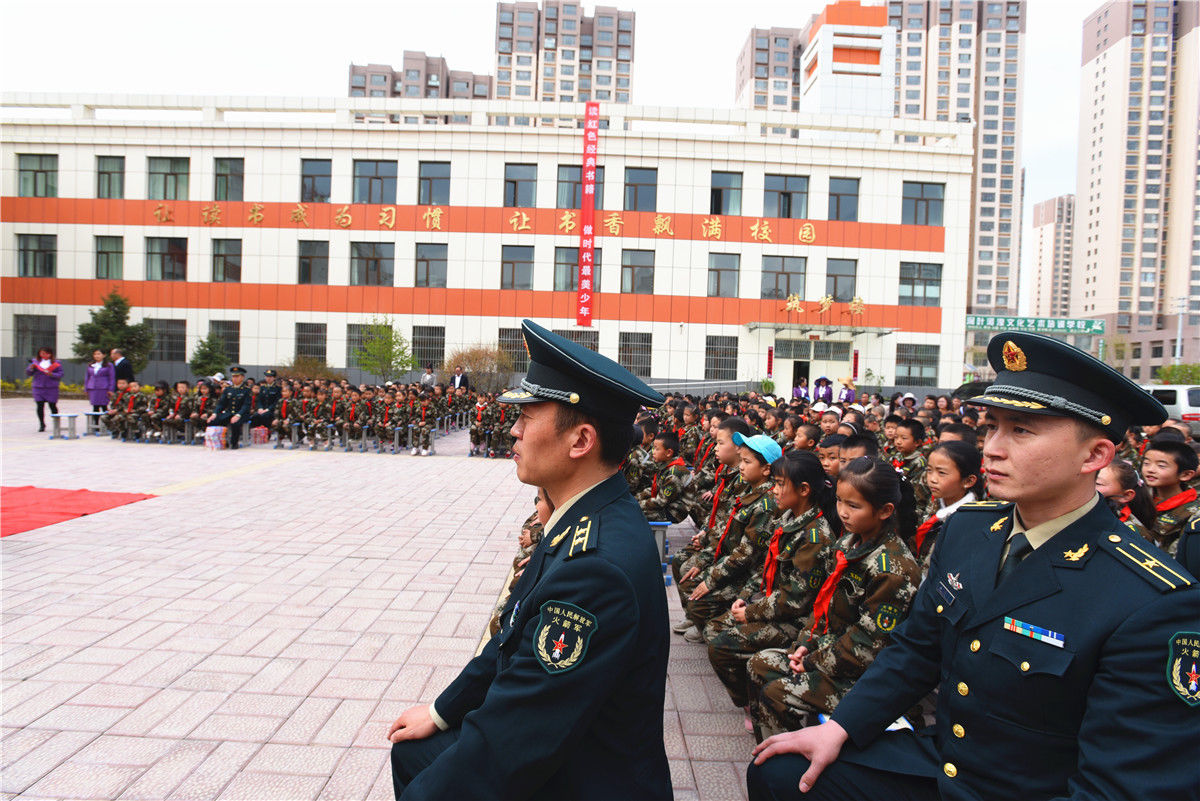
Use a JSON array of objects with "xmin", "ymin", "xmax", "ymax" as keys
[{"xmin": 577, "ymin": 102, "xmax": 600, "ymax": 326}]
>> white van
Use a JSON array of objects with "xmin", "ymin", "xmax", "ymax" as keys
[{"xmin": 1140, "ymin": 384, "xmax": 1200, "ymax": 434}]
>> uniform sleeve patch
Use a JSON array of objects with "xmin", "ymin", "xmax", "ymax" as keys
[
  {"xmin": 534, "ymin": 600, "xmax": 598, "ymax": 675},
  {"xmin": 876, "ymin": 603, "xmax": 902, "ymax": 632},
  {"xmin": 1168, "ymin": 631, "xmax": 1200, "ymax": 707}
]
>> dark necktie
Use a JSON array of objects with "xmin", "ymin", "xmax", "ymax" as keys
[{"xmin": 995, "ymin": 533, "xmax": 1032, "ymax": 588}]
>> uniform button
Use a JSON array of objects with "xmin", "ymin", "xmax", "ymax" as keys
[
  {"xmin": 957, "ymin": 682, "xmax": 969, "ymax": 696},
  {"xmin": 1108, "ymin": 534, "xmax": 1122, "ymax": 543},
  {"xmin": 937, "ymin": 605, "xmax": 944, "ymax": 613},
  {"xmin": 952, "ymin": 724, "xmax": 965, "ymax": 738},
  {"xmin": 1020, "ymin": 661, "xmax": 1030, "ymax": 672},
  {"xmin": 970, "ymin": 639, "xmax": 981, "ymax": 652},
  {"xmin": 944, "ymin": 762, "xmax": 958, "ymax": 778}
]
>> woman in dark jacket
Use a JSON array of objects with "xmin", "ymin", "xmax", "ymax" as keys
[
  {"xmin": 26, "ymin": 346, "xmax": 64, "ymax": 432},
  {"xmin": 84, "ymin": 348, "xmax": 115, "ymax": 412}
]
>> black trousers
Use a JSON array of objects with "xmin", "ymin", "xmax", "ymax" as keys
[
  {"xmin": 390, "ymin": 728, "xmax": 460, "ymax": 800},
  {"xmin": 35, "ymin": 400, "xmax": 59, "ymax": 427},
  {"xmin": 746, "ymin": 754, "xmax": 937, "ymax": 801},
  {"xmin": 250, "ymin": 411, "xmax": 274, "ymax": 428}
]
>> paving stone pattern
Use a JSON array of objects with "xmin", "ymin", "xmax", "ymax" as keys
[{"xmin": 2, "ymin": 398, "xmax": 752, "ymax": 800}]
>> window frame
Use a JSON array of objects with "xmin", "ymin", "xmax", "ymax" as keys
[
  {"xmin": 620, "ymin": 248, "xmax": 655, "ymax": 294},
  {"xmin": 623, "ymin": 167, "xmax": 657, "ymax": 212},
  {"xmin": 96, "ymin": 156, "xmax": 125, "ymax": 199},
  {"xmin": 501, "ymin": 244, "xmax": 535, "ymax": 290},
  {"xmin": 760, "ymin": 254, "xmax": 806, "ymax": 299},
  {"xmin": 828, "ymin": 177, "xmax": 860, "ymax": 222},
  {"xmin": 825, "ymin": 258, "xmax": 857, "ymax": 302},
  {"xmin": 147, "ymin": 157, "xmax": 189, "ymax": 201},
  {"xmin": 504, "ymin": 163, "xmax": 538, "ymax": 208},
  {"xmin": 301, "ymin": 159, "xmax": 332, "ymax": 203},
  {"xmin": 418, "ymin": 161, "xmax": 451, "ymax": 205},
  {"xmin": 17, "ymin": 234, "xmax": 57, "ymax": 277},
  {"xmin": 352, "ymin": 160, "xmax": 398, "ymax": 205},
  {"xmin": 349, "ymin": 241, "xmax": 396, "ymax": 286},
  {"xmin": 214, "ymin": 158, "xmax": 245, "ymax": 201},
  {"xmin": 18, "ymin": 154, "xmax": 57, "ymax": 198},
  {"xmin": 415, "ymin": 243, "xmax": 449, "ymax": 288}
]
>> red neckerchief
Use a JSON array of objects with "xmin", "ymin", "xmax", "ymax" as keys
[
  {"xmin": 891, "ymin": 457, "xmax": 904, "ymax": 470},
  {"xmin": 914, "ymin": 513, "xmax": 940, "ymax": 553},
  {"xmin": 714, "ymin": 495, "xmax": 745, "ymax": 559},
  {"xmin": 349, "ymin": 403, "xmax": 356, "ymax": 421},
  {"xmin": 172, "ymin": 396, "xmax": 182, "ymax": 413},
  {"xmin": 153, "ymin": 397, "xmax": 163, "ymax": 410},
  {"xmin": 1156, "ymin": 487, "xmax": 1198, "ymax": 513},
  {"xmin": 281, "ymin": 400, "xmax": 288, "ymax": 418},
  {"xmin": 1118, "ymin": 506, "xmax": 1132, "ymax": 522},
  {"xmin": 366, "ymin": 400, "xmax": 373, "ymax": 414},
  {"xmin": 697, "ymin": 438, "xmax": 716, "ymax": 467},
  {"xmin": 652, "ymin": 457, "xmax": 685, "ymax": 497},
  {"xmin": 301, "ymin": 399, "xmax": 309, "ymax": 414},
  {"xmin": 762, "ymin": 510, "xmax": 821, "ymax": 595},
  {"xmin": 811, "ymin": 550, "xmax": 851, "ymax": 634},
  {"xmin": 198, "ymin": 396, "xmax": 208, "ymax": 413},
  {"xmin": 126, "ymin": 395, "xmax": 136, "ymax": 412},
  {"xmin": 421, "ymin": 404, "xmax": 428, "ymax": 422},
  {"xmin": 707, "ymin": 465, "xmax": 728, "ymax": 530},
  {"xmin": 1138, "ymin": 440, "xmax": 1148, "ymax": 457},
  {"xmin": 500, "ymin": 408, "xmax": 506, "ymax": 423},
  {"xmin": 476, "ymin": 403, "xmax": 486, "ymax": 421}
]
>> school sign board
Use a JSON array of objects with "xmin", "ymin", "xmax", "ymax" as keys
[{"xmin": 964, "ymin": 315, "xmax": 1106, "ymax": 335}]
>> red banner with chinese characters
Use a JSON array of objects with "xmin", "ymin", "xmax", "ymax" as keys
[{"xmin": 577, "ymin": 102, "xmax": 600, "ymax": 326}]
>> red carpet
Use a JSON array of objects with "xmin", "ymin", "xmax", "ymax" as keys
[{"xmin": 1, "ymin": 486, "xmax": 156, "ymax": 537}]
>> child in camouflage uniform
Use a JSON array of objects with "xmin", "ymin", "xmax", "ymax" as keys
[
  {"xmin": 411, "ymin": 392, "xmax": 435, "ymax": 455},
  {"xmin": 104, "ymin": 378, "xmax": 130, "ymax": 436},
  {"xmin": 488, "ymin": 489, "xmax": 552, "ymax": 637},
  {"xmin": 271, "ymin": 383, "xmax": 300, "ymax": 445},
  {"xmin": 679, "ymin": 405, "xmax": 702, "ymax": 467},
  {"xmin": 162, "ymin": 380, "xmax": 193, "ymax": 441},
  {"xmin": 1142, "ymin": 439, "xmax": 1200, "ymax": 556},
  {"xmin": 345, "ymin": 388, "xmax": 368, "ymax": 443},
  {"xmin": 706, "ymin": 450, "xmax": 839, "ymax": 715},
  {"xmin": 306, "ymin": 387, "xmax": 332, "ymax": 447},
  {"xmin": 489, "ymin": 402, "xmax": 514, "ymax": 457},
  {"xmin": 469, "ymin": 394, "xmax": 493, "ymax": 456},
  {"xmin": 747, "ymin": 457, "xmax": 921, "ymax": 740},
  {"xmin": 374, "ymin": 391, "xmax": 406, "ymax": 452},
  {"xmin": 637, "ymin": 432, "xmax": 692, "ymax": 523},
  {"xmin": 144, "ymin": 381, "xmax": 171, "ymax": 438},
  {"xmin": 890, "ymin": 419, "xmax": 931, "ymax": 518},
  {"xmin": 112, "ymin": 381, "xmax": 148, "ymax": 440}
]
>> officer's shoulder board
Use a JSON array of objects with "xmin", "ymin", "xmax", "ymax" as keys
[
  {"xmin": 1098, "ymin": 531, "xmax": 1194, "ymax": 593},
  {"xmin": 957, "ymin": 500, "xmax": 1012, "ymax": 513},
  {"xmin": 555, "ymin": 514, "xmax": 598, "ymax": 560}
]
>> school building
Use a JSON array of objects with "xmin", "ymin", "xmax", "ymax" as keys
[{"xmin": 2, "ymin": 94, "xmax": 974, "ymax": 393}]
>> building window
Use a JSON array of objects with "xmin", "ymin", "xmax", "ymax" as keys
[
  {"xmin": 412, "ymin": 325, "xmax": 446, "ymax": 368},
  {"xmin": 148, "ymin": 157, "xmax": 189, "ymax": 200},
  {"xmin": 624, "ymin": 167, "xmax": 657, "ymax": 212},
  {"xmin": 212, "ymin": 239, "xmax": 242, "ymax": 283},
  {"xmin": 350, "ymin": 242, "xmax": 395, "ymax": 286},
  {"xmin": 764, "ymin": 174, "xmax": 808, "ymax": 219},
  {"xmin": 415, "ymin": 243, "xmax": 448, "ymax": 288},
  {"xmin": 298, "ymin": 240, "xmax": 329, "ymax": 284},
  {"xmin": 618, "ymin": 332, "xmax": 652, "ymax": 377},
  {"xmin": 295, "ymin": 322, "xmax": 327, "ymax": 362},
  {"xmin": 621, "ymin": 249, "xmax": 654, "ymax": 294},
  {"xmin": 501, "ymin": 245, "xmax": 535, "ymax": 289},
  {"xmin": 418, "ymin": 161, "xmax": 451, "ymax": 205},
  {"xmin": 353, "ymin": 160, "xmax": 397, "ymax": 204},
  {"xmin": 710, "ymin": 172, "xmax": 743, "ymax": 216},
  {"xmin": 902, "ymin": 181, "xmax": 945, "ymax": 225},
  {"xmin": 301, "ymin": 159, "xmax": 332, "ymax": 202},
  {"xmin": 17, "ymin": 234, "xmax": 56, "ymax": 277},
  {"xmin": 826, "ymin": 259, "xmax": 857, "ymax": 301},
  {"xmin": 95, "ymin": 235, "xmax": 123, "ymax": 279},
  {"xmin": 896, "ymin": 343, "xmax": 939, "ymax": 386},
  {"xmin": 146, "ymin": 237, "xmax": 187, "ymax": 281},
  {"xmin": 554, "ymin": 246, "xmax": 602, "ymax": 291},
  {"xmin": 556, "ymin": 165, "xmax": 605, "ymax": 208},
  {"xmin": 346, "ymin": 323, "xmax": 369, "ymax": 370},
  {"xmin": 761, "ymin": 255, "xmax": 805, "ymax": 299},
  {"xmin": 828, "ymin": 178, "xmax": 859, "ymax": 221},
  {"xmin": 707, "ymin": 253, "xmax": 740, "ymax": 298},
  {"xmin": 898, "ymin": 262, "xmax": 942, "ymax": 306},
  {"xmin": 209, "ymin": 320, "xmax": 240, "ymax": 364},
  {"xmin": 498, "ymin": 327, "xmax": 531, "ymax": 372},
  {"xmin": 18, "ymin": 154, "xmax": 57, "ymax": 197},
  {"xmin": 212, "ymin": 157, "xmax": 245, "ymax": 202},
  {"xmin": 705, "ymin": 335, "xmax": 738, "ymax": 381},
  {"xmin": 552, "ymin": 329, "xmax": 600, "ymax": 352},
  {"xmin": 96, "ymin": 156, "xmax": 125, "ymax": 199},
  {"xmin": 14, "ymin": 314, "xmax": 56, "ymax": 361},
  {"xmin": 147, "ymin": 319, "xmax": 187, "ymax": 362},
  {"xmin": 504, "ymin": 163, "xmax": 538, "ymax": 207}
]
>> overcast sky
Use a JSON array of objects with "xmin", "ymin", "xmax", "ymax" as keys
[{"xmin": 3, "ymin": 0, "xmax": 1100, "ymax": 313}]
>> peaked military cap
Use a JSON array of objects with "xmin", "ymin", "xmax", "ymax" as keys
[
  {"xmin": 969, "ymin": 332, "xmax": 1165, "ymax": 442},
  {"xmin": 499, "ymin": 319, "xmax": 664, "ymax": 422},
  {"xmin": 264, "ymin": 369, "xmax": 277, "ymax": 377},
  {"xmin": 229, "ymin": 366, "xmax": 247, "ymax": 375}
]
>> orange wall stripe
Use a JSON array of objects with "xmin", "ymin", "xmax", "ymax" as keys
[
  {"xmin": 0, "ymin": 198, "xmax": 945, "ymax": 254},
  {"xmin": 832, "ymin": 47, "xmax": 881, "ymax": 66},
  {"xmin": 1, "ymin": 277, "xmax": 943, "ymax": 334}
]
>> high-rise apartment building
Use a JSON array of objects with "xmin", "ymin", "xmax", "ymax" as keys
[
  {"xmin": 1030, "ymin": 194, "xmax": 1074, "ymax": 318},
  {"xmin": 494, "ymin": 2, "xmax": 635, "ymax": 104},
  {"xmin": 349, "ymin": 56, "xmax": 493, "ymax": 101},
  {"xmin": 1073, "ymin": 0, "xmax": 1199, "ymax": 378},
  {"xmin": 735, "ymin": 27, "xmax": 803, "ymax": 111}
]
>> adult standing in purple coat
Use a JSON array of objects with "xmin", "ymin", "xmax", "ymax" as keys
[
  {"xmin": 25, "ymin": 346, "xmax": 64, "ymax": 433},
  {"xmin": 84, "ymin": 348, "xmax": 115, "ymax": 412}
]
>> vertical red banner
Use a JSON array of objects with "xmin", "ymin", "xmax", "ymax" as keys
[
  {"xmin": 577, "ymin": 102, "xmax": 600, "ymax": 327},
  {"xmin": 766, "ymin": 346, "xmax": 774, "ymax": 378}
]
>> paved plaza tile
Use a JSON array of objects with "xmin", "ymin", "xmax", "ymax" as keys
[{"xmin": 2, "ymin": 398, "xmax": 752, "ymax": 800}]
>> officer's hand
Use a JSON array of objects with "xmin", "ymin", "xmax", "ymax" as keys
[
  {"xmin": 231, "ymin": 414, "xmax": 240, "ymax": 423},
  {"xmin": 682, "ymin": 566, "xmax": 700, "ymax": 583},
  {"xmin": 751, "ymin": 719, "xmax": 848, "ymax": 793},
  {"xmin": 788, "ymin": 646, "xmax": 809, "ymax": 673},
  {"xmin": 689, "ymin": 581, "xmax": 710, "ymax": 601},
  {"xmin": 388, "ymin": 705, "xmax": 438, "ymax": 743},
  {"xmin": 731, "ymin": 599, "xmax": 747, "ymax": 623}
]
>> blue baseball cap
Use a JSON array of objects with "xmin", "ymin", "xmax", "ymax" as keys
[{"xmin": 732, "ymin": 432, "xmax": 783, "ymax": 466}]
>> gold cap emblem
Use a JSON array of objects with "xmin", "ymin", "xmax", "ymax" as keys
[
  {"xmin": 568, "ymin": 392, "xmax": 580, "ymax": 404},
  {"xmin": 1002, "ymin": 340, "xmax": 1027, "ymax": 372}
]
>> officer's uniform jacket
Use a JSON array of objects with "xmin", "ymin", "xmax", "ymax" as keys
[
  {"xmin": 829, "ymin": 496, "xmax": 1200, "ymax": 801},
  {"xmin": 211, "ymin": 384, "xmax": 251, "ymax": 423},
  {"xmin": 409, "ymin": 472, "xmax": 672, "ymax": 800}
]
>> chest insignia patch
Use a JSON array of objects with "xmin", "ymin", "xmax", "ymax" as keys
[
  {"xmin": 1004, "ymin": 616, "xmax": 1065, "ymax": 649},
  {"xmin": 534, "ymin": 600, "xmax": 598, "ymax": 675},
  {"xmin": 947, "ymin": 572, "xmax": 963, "ymax": 591},
  {"xmin": 1167, "ymin": 631, "xmax": 1200, "ymax": 707}
]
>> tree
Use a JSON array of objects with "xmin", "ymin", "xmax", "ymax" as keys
[
  {"xmin": 352, "ymin": 316, "xmax": 415, "ymax": 382},
  {"xmin": 189, "ymin": 332, "xmax": 231, "ymax": 378},
  {"xmin": 1156, "ymin": 363, "xmax": 1200, "ymax": 384},
  {"xmin": 72, "ymin": 289, "xmax": 155, "ymax": 373}
]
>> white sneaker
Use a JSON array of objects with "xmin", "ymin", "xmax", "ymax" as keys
[
  {"xmin": 411, "ymin": 447, "xmax": 420, "ymax": 455},
  {"xmin": 672, "ymin": 619, "xmax": 693, "ymax": 634},
  {"xmin": 683, "ymin": 626, "xmax": 704, "ymax": 643},
  {"xmin": 421, "ymin": 449, "xmax": 430, "ymax": 456}
]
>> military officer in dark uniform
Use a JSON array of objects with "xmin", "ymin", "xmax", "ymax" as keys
[
  {"xmin": 251, "ymin": 368, "xmax": 281, "ymax": 429},
  {"xmin": 388, "ymin": 319, "xmax": 673, "ymax": 800},
  {"xmin": 748, "ymin": 332, "xmax": 1200, "ymax": 801},
  {"xmin": 206, "ymin": 365, "xmax": 253, "ymax": 449}
]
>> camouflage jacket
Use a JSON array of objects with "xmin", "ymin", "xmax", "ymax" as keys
[
  {"xmin": 892, "ymin": 450, "xmax": 931, "ymax": 512},
  {"xmin": 166, "ymin": 393, "xmax": 196, "ymax": 421},
  {"xmin": 115, "ymin": 391, "xmax": 147, "ymax": 415},
  {"xmin": 620, "ymin": 444, "xmax": 645, "ymax": 494},
  {"xmin": 378, "ymin": 401, "xmax": 407, "ymax": 429},
  {"xmin": 680, "ymin": 425, "xmax": 702, "ymax": 466},
  {"xmin": 699, "ymin": 480, "xmax": 777, "ymax": 591},
  {"xmin": 1151, "ymin": 488, "xmax": 1200, "ymax": 556},
  {"xmin": 637, "ymin": 458, "xmax": 692, "ymax": 523},
  {"xmin": 741, "ymin": 507, "xmax": 838, "ymax": 625},
  {"xmin": 144, "ymin": 394, "xmax": 171, "ymax": 420},
  {"xmin": 798, "ymin": 527, "xmax": 921, "ymax": 686},
  {"xmin": 346, "ymin": 400, "xmax": 370, "ymax": 426},
  {"xmin": 273, "ymin": 397, "xmax": 301, "ymax": 424}
]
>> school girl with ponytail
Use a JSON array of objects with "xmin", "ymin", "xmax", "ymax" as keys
[
  {"xmin": 746, "ymin": 457, "xmax": 922, "ymax": 741},
  {"xmin": 910, "ymin": 440, "xmax": 982, "ymax": 576}
]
